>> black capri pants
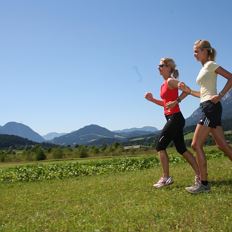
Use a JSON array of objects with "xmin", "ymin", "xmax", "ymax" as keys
[{"xmin": 156, "ymin": 112, "xmax": 187, "ymax": 155}]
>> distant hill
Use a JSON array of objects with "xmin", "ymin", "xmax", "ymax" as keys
[
  {"xmin": 0, "ymin": 122, "xmax": 45, "ymax": 143},
  {"xmin": 0, "ymin": 134, "xmax": 37, "ymax": 148},
  {"xmin": 185, "ymin": 90, "xmax": 232, "ymax": 127},
  {"xmin": 221, "ymin": 90, "xmax": 232, "ymax": 119},
  {"xmin": 114, "ymin": 126, "xmax": 158, "ymax": 138},
  {"xmin": 114, "ymin": 126, "xmax": 158, "ymax": 133},
  {"xmin": 51, "ymin": 125, "xmax": 160, "ymax": 146},
  {"xmin": 52, "ymin": 124, "xmax": 126, "ymax": 146},
  {"xmin": 0, "ymin": 122, "xmax": 159, "ymax": 147},
  {"xmin": 43, "ymin": 132, "xmax": 67, "ymax": 141}
]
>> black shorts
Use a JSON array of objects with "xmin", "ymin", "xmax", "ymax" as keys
[
  {"xmin": 156, "ymin": 112, "xmax": 187, "ymax": 155},
  {"xmin": 199, "ymin": 100, "xmax": 222, "ymax": 128}
]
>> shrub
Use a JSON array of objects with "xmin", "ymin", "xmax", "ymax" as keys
[
  {"xmin": 0, "ymin": 152, "xmax": 6, "ymax": 162},
  {"xmin": 79, "ymin": 146, "xmax": 88, "ymax": 158},
  {"xmin": 35, "ymin": 149, "xmax": 46, "ymax": 161},
  {"xmin": 52, "ymin": 148, "xmax": 64, "ymax": 159}
]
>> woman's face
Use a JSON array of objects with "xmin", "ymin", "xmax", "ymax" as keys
[
  {"xmin": 193, "ymin": 45, "xmax": 207, "ymax": 62},
  {"xmin": 158, "ymin": 61, "xmax": 170, "ymax": 77}
]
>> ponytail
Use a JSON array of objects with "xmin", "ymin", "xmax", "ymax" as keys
[
  {"xmin": 208, "ymin": 47, "xmax": 216, "ymax": 61},
  {"xmin": 172, "ymin": 69, "xmax": 179, "ymax": 79}
]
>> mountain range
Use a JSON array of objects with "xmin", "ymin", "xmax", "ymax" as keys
[
  {"xmin": 51, "ymin": 124, "xmax": 125, "ymax": 146},
  {"xmin": 1, "ymin": 90, "xmax": 232, "ymax": 146},
  {"xmin": 0, "ymin": 122, "xmax": 158, "ymax": 146},
  {"xmin": 49, "ymin": 124, "xmax": 160, "ymax": 146},
  {"xmin": 114, "ymin": 126, "xmax": 158, "ymax": 138},
  {"xmin": 49, "ymin": 125, "xmax": 159, "ymax": 146}
]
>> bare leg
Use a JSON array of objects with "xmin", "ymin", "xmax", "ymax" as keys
[
  {"xmin": 211, "ymin": 126, "xmax": 232, "ymax": 161},
  {"xmin": 182, "ymin": 150, "xmax": 200, "ymax": 176},
  {"xmin": 158, "ymin": 150, "xmax": 169, "ymax": 177},
  {"xmin": 191, "ymin": 124, "xmax": 211, "ymax": 181}
]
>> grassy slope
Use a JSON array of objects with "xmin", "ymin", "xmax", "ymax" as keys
[{"xmin": 0, "ymin": 157, "xmax": 232, "ymax": 232}]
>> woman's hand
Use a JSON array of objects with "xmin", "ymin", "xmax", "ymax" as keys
[
  {"xmin": 166, "ymin": 100, "xmax": 177, "ymax": 109},
  {"xmin": 145, "ymin": 92, "xmax": 164, "ymax": 106},
  {"xmin": 178, "ymin": 82, "xmax": 191, "ymax": 94},
  {"xmin": 144, "ymin": 92, "xmax": 154, "ymax": 101}
]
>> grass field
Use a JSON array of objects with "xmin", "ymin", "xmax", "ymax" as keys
[{"xmin": 0, "ymin": 156, "xmax": 232, "ymax": 231}]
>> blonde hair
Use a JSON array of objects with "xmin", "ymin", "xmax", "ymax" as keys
[
  {"xmin": 194, "ymin": 40, "xmax": 217, "ymax": 61},
  {"xmin": 160, "ymin": 57, "xmax": 179, "ymax": 79}
]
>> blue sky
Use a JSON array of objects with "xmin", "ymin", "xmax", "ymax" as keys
[{"xmin": 0, "ymin": 0, "xmax": 232, "ymax": 135}]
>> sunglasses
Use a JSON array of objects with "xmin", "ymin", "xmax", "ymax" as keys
[{"xmin": 158, "ymin": 64, "xmax": 168, "ymax": 68}]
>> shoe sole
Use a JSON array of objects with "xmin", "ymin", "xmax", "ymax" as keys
[
  {"xmin": 153, "ymin": 181, "xmax": 174, "ymax": 188},
  {"xmin": 185, "ymin": 188, "xmax": 210, "ymax": 194}
]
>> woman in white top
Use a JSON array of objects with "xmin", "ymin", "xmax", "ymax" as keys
[{"xmin": 179, "ymin": 39, "xmax": 232, "ymax": 194}]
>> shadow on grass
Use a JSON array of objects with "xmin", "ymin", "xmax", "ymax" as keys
[
  {"xmin": 210, "ymin": 179, "xmax": 232, "ymax": 187},
  {"xmin": 159, "ymin": 179, "xmax": 232, "ymax": 192}
]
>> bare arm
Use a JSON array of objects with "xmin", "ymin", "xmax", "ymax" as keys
[
  {"xmin": 177, "ymin": 81, "xmax": 200, "ymax": 98},
  {"xmin": 209, "ymin": 67, "xmax": 232, "ymax": 103},
  {"xmin": 166, "ymin": 90, "xmax": 191, "ymax": 109},
  {"xmin": 217, "ymin": 66, "xmax": 232, "ymax": 93},
  {"xmin": 188, "ymin": 89, "xmax": 200, "ymax": 98},
  {"xmin": 213, "ymin": 66, "xmax": 232, "ymax": 101},
  {"xmin": 144, "ymin": 92, "xmax": 164, "ymax": 107},
  {"xmin": 167, "ymin": 78, "xmax": 193, "ymax": 100},
  {"xmin": 165, "ymin": 78, "xmax": 190, "ymax": 109}
]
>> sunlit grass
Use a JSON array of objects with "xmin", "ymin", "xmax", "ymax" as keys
[{"xmin": 0, "ymin": 156, "xmax": 232, "ymax": 231}]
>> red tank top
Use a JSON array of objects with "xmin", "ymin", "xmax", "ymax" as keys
[{"xmin": 160, "ymin": 80, "xmax": 180, "ymax": 115}]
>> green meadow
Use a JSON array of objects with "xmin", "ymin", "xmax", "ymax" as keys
[{"xmin": 0, "ymin": 148, "xmax": 232, "ymax": 232}]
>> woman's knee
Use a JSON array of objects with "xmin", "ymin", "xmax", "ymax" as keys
[
  {"xmin": 191, "ymin": 141, "xmax": 203, "ymax": 151},
  {"xmin": 191, "ymin": 141, "xmax": 197, "ymax": 151}
]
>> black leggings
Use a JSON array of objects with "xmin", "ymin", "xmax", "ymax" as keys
[{"xmin": 156, "ymin": 112, "xmax": 187, "ymax": 155}]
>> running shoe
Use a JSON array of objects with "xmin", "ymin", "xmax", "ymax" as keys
[
  {"xmin": 153, "ymin": 176, "xmax": 173, "ymax": 188},
  {"xmin": 185, "ymin": 182, "xmax": 211, "ymax": 194},
  {"xmin": 186, "ymin": 175, "xmax": 201, "ymax": 188}
]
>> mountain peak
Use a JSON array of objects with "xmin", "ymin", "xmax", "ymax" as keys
[
  {"xmin": 52, "ymin": 124, "xmax": 118, "ymax": 145},
  {"xmin": 0, "ymin": 122, "xmax": 45, "ymax": 143},
  {"xmin": 4, "ymin": 121, "xmax": 31, "ymax": 129},
  {"xmin": 78, "ymin": 124, "xmax": 111, "ymax": 133}
]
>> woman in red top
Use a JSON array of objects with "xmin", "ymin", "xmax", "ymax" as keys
[{"xmin": 145, "ymin": 58, "xmax": 200, "ymax": 188}]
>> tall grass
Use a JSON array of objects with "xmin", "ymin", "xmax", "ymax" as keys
[{"xmin": 0, "ymin": 156, "xmax": 232, "ymax": 231}]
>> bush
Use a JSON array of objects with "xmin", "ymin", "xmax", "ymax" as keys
[
  {"xmin": 79, "ymin": 146, "xmax": 88, "ymax": 158},
  {"xmin": 0, "ymin": 156, "xmax": 160, "ymax": 182},
  {"xmin": 52, "ymin": 148, "xmax": 64, "ymax": 159},
  {"xmin": 0, "ymin": 152, "xmax": 6, "ymax": 162},
  {"xmin": 35, "ymin": 149, "xmax": 46, "ymax": 161}
]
